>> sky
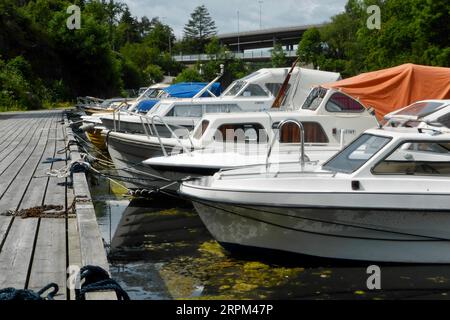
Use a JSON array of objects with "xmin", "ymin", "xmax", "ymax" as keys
[{"xmin": 123, "ymin": 0, "xmax": 348, "ymax": 39}]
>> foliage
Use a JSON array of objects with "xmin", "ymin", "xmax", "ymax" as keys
[
  {"xmin": 271, "ymin": 43, "xmax": 288, "ymax": 68},
  {"xmin": 182, "ymin": 5, "xmax": 217, "ymax": 53},
  {"xmin": 174, "ymin": 68, "xmax": 204, "ymax": 83},
  {"xmin": 297, "ymin": 0, "xmax": 450, "ymax": 76},
  {"xmin": 0, "ymin": 0, "xmax": 183, "ymax": 110}
]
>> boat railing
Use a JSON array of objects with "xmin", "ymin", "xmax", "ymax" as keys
[
  {"xmin": 266, "ymin": 119, "xmax": 306, "ymax": 170},
  {"xmin": 137, "ymin": 114, "xmax": 194, "ymax": 157}
]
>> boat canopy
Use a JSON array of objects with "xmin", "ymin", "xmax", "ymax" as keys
[
  {"xmin": 136, "ymin": 82, "xmax": 223, "ymax": 113},
  {"xmin": 323, "ymin": 64, "xmax": 450, "ymax": 120},
  {"xmin": 164, "ymin": 82, "xmax": 222, "ymax": 98}
]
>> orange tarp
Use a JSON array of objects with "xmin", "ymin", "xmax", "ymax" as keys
[{"xmin": 323, "ymin": 64, "xmax": 450, "ymax": 120}]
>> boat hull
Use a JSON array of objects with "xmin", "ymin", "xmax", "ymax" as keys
[
  {"xmin": 102, "ymin": 117, "xmax": 195, "ymax": 137},
  {"xmin": 190, "ymin": 198, "xmax": 450, "ymax": 263},
  {"xmin": 106, "ymin": 133, "xmax": 191, "ymax": 191},
  {"xmin": 85, "ymin": 128, "xmax": 107, "ymax": 151}
]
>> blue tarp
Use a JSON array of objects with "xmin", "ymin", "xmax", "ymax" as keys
[
  {"xmin": 164, "ymin": 82, "xmax": 222, "ymax": 98},
  {"xmin": 136, "ymin": 82, "xmax": 222, "ymax": 113},
  {"xmin": 135, "ymin": 99, "xmax": 160, "ymax": 113}
]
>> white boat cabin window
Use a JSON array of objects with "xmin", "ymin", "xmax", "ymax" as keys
[
  {"xmin": 213, "ymin": 123, "xmax": 268, "ymax": 143},
  {"xmin": 239, "ymin": 84, "xmax": 269, "ymax": 97},
  {"xmin": 265, "ymin": 83, "xmax": 291, "ymax": 97},
  {"xmin": 223, "ymin": 81, "xmax": 246, "ymax": 96},
  {"xmin": 302, "ymin": 87, "xmax": 327, "ymax": 111},
  {"xmin": 279, "ymin": 122, "xmax": 329, "ymax": 143},
  {"xmin": 167, "ymin": 105, "xmax": 203, "ymax": 117},
  {"xmin": 325, "ymin": 92, "xmax": 365, "ymax": 113},
  {"xmin": 372, "ymin": 141, "xmax": 450, "ymax": 176},
  {"xmin": 394, "ymin": 101, "xmax": 447, "ymax": 117},
  {"xmin": 204, "ymin": 104, "xmax": 241, "ymax": 113},
  {"xmin": 322, "ymin": 134, "xmax": 391, "ymax": 173}
]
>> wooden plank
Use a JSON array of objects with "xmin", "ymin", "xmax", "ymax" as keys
[
  {"xmin": 27, "ymin": 112, "xmax": 67, "ymax": 299},
  {"xmin": 0, "ymin": 114, "xmax": 55, "ymax": 211},
  {"xmin": 0, "ymin": 116, "xmax": 43, "ymax": 172},
  {"xmin": 0, "ymin": 118, "xmax": 28, "ymax": 152},
  {"xmin": 0, "ymin": 113, "xmax": 55, "ymax": 289},
  {"xmin": 0, "ymin": 218, "xmax": 38, "ymax": 288},
  {"xmin": 67, "ymin": 218, "xmax": 82, "ymax": 300},
  {"xmin": 66, "ymin": 120, "xmax": 117, "ymax": 300},
  {"xmin": 0, "ymin": 216, "xmax": 12, "ymax": 251},
  {"xmin": 27, "ymin": 219, "xmax": 66, "ymax": 300}
]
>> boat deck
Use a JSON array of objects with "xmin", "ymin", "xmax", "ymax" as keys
[{"xmin": 0, "ymin": 110, "xmax": 115, "ymax": 300}]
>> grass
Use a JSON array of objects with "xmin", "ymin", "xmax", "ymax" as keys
[{"xmin": 0, "ymin": 101, "xmax": 73, "ymax": 112}]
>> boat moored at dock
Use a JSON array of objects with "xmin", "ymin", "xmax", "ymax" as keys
[{"xmin": 180, "ymin": 127, "xmax": 450, "ymax": 263}]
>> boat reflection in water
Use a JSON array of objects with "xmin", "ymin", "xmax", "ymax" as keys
[{"xmin": 92, "ymin": 196, "xmax": 450, "ymax": 300}]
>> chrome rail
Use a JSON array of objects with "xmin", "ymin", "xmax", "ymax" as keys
[
  {"xmin": 148, "ymin": 115, "xmax": 194, "ymax": 157},
  {"xmin": 266, "ymin": 119, "xmax": 306, "ymax": 170}
]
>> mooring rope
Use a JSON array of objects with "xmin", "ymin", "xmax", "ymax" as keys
[{"xmin": 0, "ymin": 266, "xmax": 129, "ymax": 300}]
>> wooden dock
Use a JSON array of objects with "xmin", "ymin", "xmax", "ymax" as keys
[{"xmin": 0, "ymin": 110, "xmax": 115, "ymax": 300}]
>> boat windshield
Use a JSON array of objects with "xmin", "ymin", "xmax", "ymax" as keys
[
  {"xmin": 322, "ymin": 134, "xmax": 391, "ymax": 173},
  {"xmin": 394, "ymin": 101, "xmax": 447, "ymax": 117},
  {"xmin": 223, "ymin": 81, "xmax": 246, "ymax": 96}
]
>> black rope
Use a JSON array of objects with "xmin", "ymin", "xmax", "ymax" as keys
[
  {"xmin": 0, "ymin": 283, "xmax": 59, "ymax": 300},
  {"xmin": 75, "ymin": 265, "xmax": 130, "ymax": 300}
]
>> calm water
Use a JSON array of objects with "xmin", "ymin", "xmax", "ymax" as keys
[{"xmin": 87, "ymin": 172, "xmax": 450, "ymax": 300}]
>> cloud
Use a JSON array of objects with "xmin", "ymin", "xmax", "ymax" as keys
[{"xmin": 123, "ymin": 0, "xmax": 347, "ymax": 39}]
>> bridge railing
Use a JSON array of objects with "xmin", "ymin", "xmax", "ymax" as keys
[{"xmin": 173, "ymin": 50, "xmax": 297, "ymax": 63}]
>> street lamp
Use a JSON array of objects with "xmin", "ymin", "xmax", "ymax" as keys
[
  {"xmin": 258, "ymin": 0, "xmax": 263, "ymax": 29},
  {"xmin": 237, "ymin": 10, "xmax": 240, "ymax": 53}
]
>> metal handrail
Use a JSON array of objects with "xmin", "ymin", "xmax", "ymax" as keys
[
  {"xmin": 149, "ymin": 114, "xmax": 193, "ymax": 157},
  {"xmin": 266, "ymin": 119, "xmax": 306, "ymax": 170}
]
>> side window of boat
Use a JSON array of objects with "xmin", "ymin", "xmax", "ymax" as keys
[
  {"xmin": 169, "ymin": 105, "xmax": 203, "ymax": 117},
  {"xmin": 204, "ymin": 104, "xmax": 240, "ymax": 113},
  {"xmin": 438, "ymin": 113, "xmax": 450, "ymax": 128},
  {"xmin": 240, "ymin": 84, "xmax": 269, "ymax": 97},
  {"xmin": 265, "ymin": 83, "xmax": 291, "ymax": 97},
  {"xmin": 372, "ymin": 141, "xmax": 450, "ymax": 176},
  {"xmin": 325, "ymin": 92, "xmax": 365, "ymax": 113},
  {"xmin": 214, "ymin": 123, "xmax": 268, "ymax": 143},
  {"xmin": 279, "ymin": 122, "xmax": 329, "ymax": 143}
]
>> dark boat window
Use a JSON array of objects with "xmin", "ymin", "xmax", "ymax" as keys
[
  {"xmin": 214, "ymin": 123, "xmax": 268, "ymax": 143},
  {"xmin": 323, "ymin": 134, "xmax": 391, "ymax": 173},
  {"xmin": 438, "ymin": 113, "xmax": 450, "ymax": 128},
  {"xmin": 302, "ymin": 87, "xmax": 327, "ymax": 111},
  {"xmin": 279, "ymin": 122, "xmax": 329, "ymax": 143},
  {"xmin": 373, "ymin": 141, "xmax": 450, "ymax": 176},
  {"xmin": 325, "ymin": 92, "xmax": 365, "ymax": 113}
]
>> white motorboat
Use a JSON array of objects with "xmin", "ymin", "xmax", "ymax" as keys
[
  {"xmin": 383, "ymin": 100, "xmax": 450, "ymax": 130},
  {"xmin": 99, "ymin": 67, "xmax": 342, "ymax": 136},
  {"xmin": 180, "ymin": 126, "xmax": 450, "ymax": 263},
  {"xmin": 142, "ymin": 100, "xmax": 450, "ymax": 183},
  {"xmin": 108, "ymin": 86, "xmax": 378, "ymax": 191}
]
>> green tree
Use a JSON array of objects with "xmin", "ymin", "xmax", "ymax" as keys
[
  {"xmin": 183, "ymin": 5, "xmax": 217, "ymax": 53},
  {"xmin": 174, "ymin": 68, "xmax": 203, "ymax": 83},
  {"xmin": 144, "ymin": 64, "xmax": 164, "ymax": 84},
  {"xmin": 271, "ymin": 43, "xmax": 288, "ymax": 67},
  {"xmin": 297, "ymin": 28, "xmax": 322, "ymax": 69}
]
